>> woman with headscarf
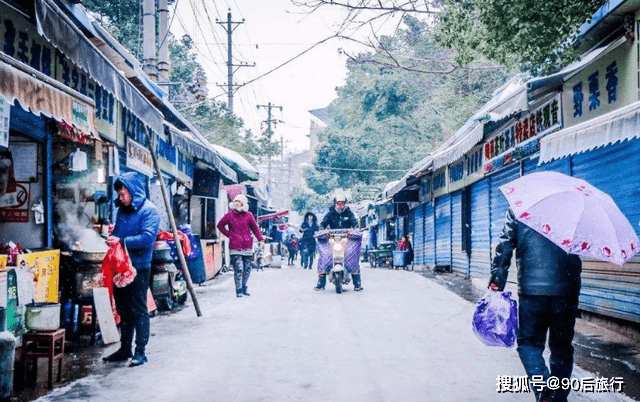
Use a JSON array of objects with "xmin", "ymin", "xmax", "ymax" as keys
[
  {"xmin": 299, "ymin": 212, "xmax": 319, "ymax": 269},
  {"xmin": 217, "ymin": 194, "xmax": 264, "ymax": 297}
]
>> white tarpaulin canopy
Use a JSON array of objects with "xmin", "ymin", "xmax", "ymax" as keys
[{"xmin": 539, "ymin": 99, "xmax": 640, "ymax": 163}]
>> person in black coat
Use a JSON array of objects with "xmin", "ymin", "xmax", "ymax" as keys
[
  {"xmin": 299, "ymin": 212, "xmax": 319, "ymax": 269},
  {"xmin": 315, "ymin": 194, "xmax": 363, "ymax": 291},
  {"xmin": 489, "ymin": 209, "xmax": 582, "ymax": 402}
]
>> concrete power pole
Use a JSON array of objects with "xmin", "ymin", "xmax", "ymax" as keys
[
  {"xmin": 256, "ymin": 102, "xmax": 283, "ymax": 196},
  {"xmin": 141, "ymin": 0, "xmax": 157, "ymax": 81},
  {"xmin": 216, "ymin": 9, "xmax": 254, "ymax": 112},
  {"xmin": 157, "ymin": 0, "xmax": 170, "ymax": 82}
]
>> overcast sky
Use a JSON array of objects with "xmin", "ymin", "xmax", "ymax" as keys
[{"xmin": 171, "ymin": 0, "xmax": 368, "ymax": 154}]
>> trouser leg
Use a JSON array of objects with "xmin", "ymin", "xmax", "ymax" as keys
[
  {"xmin": 548, "ymin": 295, "xmax": 579, "ymax": 402},
  {"xmin": 309, "ymin": 253, "xmax": 314, "ymax": 269},
  {"xmin": 231, "ymin": 255, "xmax": 243, "ymax": 291},
  {"xmin": 241, "ymin": 255, "xmax": 252, "ymax": 290},
  {"xmin": 516, "ymin": 295, "xmax": 551, "ymax": 400}
]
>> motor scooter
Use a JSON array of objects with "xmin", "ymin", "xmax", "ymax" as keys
[
  {"xmin": 150, "ymin": 241, "xmax": 188, "ymax": 311},
  {"xmin": 316, "ymin": 229, "xmax": 360, "ymax": 294}
]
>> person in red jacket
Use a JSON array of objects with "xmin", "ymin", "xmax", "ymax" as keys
[{"xmin": 217, "ymin": 194, "xmax": 264, "ymax": 297}]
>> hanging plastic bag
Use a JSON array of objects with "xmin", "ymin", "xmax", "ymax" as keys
[
  {"xmin": 472, "ymin": 291, "xmax": 518, "ymax": 348},
  {"xmin": 113, "ymin": 244, "xmax": 136, "ymax": 288}
]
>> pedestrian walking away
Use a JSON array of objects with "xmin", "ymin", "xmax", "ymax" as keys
[
  {"xmin": 299, "ymin": 212, "xmax": 319, "ymax": 269},
  {"xmin": 488, "ymin": 209, "xmax": 582, "ymax": 402},
  {"xmin": 316, "ymin": 193, "xmax": 363, "ymax": 291},
  {"xmin": 217, "ymin": 194, "xmax": 264, "ymax": 297},
  {"xmin": 103, "ymin": 171, "xmax": 161, "ymax": 367}
]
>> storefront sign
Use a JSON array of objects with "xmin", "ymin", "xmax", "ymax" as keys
[
  {"xmin": 126, "ymin": 138, "xmax": 153, "ymax": 177},
  {"xmin": 156, "ymin": 131, "xmax": 177, "ymax": 177},
  {"xmin": 0, "ymin": 95, "xmax": 9, "ymax": 148},
  {"xmin": 484, "ymin": 94, "xmax": 561, "ymax": 161},
  {"xmin": 563, "ymin": 40, "xmax": 634, "ymax": 129},
  {"xmin": 193, "ymin": 168, "xmax": 220, "ymax": 198},
  {"xmin": 57, "ymin": 57, "xmax": 117, "ymax": 142},
  {"xmin": 0, "ymin": 7, "xmax": 55, "ymax": 78},
  {"xmin": 176, "ymin": 150, "xmax": 194, "ymax": 188},
  {"xmin": 16, "ymin": 249, "xmax": 60, "ymax": 303}
]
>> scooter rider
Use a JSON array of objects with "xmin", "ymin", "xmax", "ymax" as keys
[{"xmin": 315, "ymin": 194, "xmax": 363, "ymax": 291}]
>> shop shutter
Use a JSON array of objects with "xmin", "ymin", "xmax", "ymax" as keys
[
  {"xmin": 571, "ymin": 138, "xmax": 640, "ymax": 323},
  {"xmin": 413, "ymin": 203, "xmax": 425, "ymax": 265},
  {"xmin": 423, "ymin": 201, "xmax": 436, "ymax": 267},
  {"xmin": 469, "ymin": 178, "xmax": 491, "ymax": 278},
  {"xmin": 451, "ymin": 190, "xmax": 469, "ymax": 277},
  {"xmin": 489, "ymin": 164, "xmax": 521, "ymax": 255},
  {"xmin": 435, "ymin": 194, "xmax": 451, "ymax": 267},
  {"xmin": 522, "ymin": 155, "xmax": 571, "ymax": 175}
]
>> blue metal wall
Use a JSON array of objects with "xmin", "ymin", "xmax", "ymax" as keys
[
  {"xmin": 424, "ymin": 201, "xmax": 436, "ymax": 267},
  {"xmin": 522, "ymin": 156, "xmax": 571, "ymax": 175},
  {"xmin": 450, "ymin": 191, "xmax": 469, "ymax": 277},
  {"xmin": 413, "ymin": 203, "xmax": 425, "ymax": 266},
  {"xmin": 469, "ymin": 178, "xmax": 491, "ymax": 278},
  {"xmin": 570, "ymin": 138, "xmax": 640, "ymax": 323},
  {"xmin": 435, "ymin": 194, "xmax": 452, "ymax": 267},
  {"xmin": 489, "ymin": 164, "xmax": 521, "ymax": 255}
]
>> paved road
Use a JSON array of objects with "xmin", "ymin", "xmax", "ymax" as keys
[{"xmin": 37, "ymin": 267, "xmax": 635, "ymax": 402}]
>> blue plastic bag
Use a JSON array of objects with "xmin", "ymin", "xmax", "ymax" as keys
[{"xmin": 472, "ymin": 291, "xmax": 518, "ymax": 348}]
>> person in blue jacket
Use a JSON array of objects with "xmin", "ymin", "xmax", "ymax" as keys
[{"xmin": 103, "ymin": 171, "xmax": 160, "ymax": 367}]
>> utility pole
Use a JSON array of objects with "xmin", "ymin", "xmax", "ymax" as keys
[
  {"xmin": 157, "ymin": 0, "xmax": 170, "ymax": 82},
  {"xmin": 256, "ymin": 102, "xmax": 283, "ymax": 197},
  {"xmin": 141, "ymin": 0, "xmax": 157, "ymax": 81},
  {"xmin": 216, "ymin": 9, "xmax": 254, "ymax": 112}
]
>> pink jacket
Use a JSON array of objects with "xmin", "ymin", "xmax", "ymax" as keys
[{"xmin": 217, "ymin": 209, "xmax": 264, "ymax": 250}]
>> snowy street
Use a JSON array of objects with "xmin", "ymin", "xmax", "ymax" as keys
[{"xmin": 37, "ymin": 266, "xmax": 635, "ymax": 402}]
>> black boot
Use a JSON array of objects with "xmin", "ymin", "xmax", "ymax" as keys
[
  {"xmin": 103, "ymin": 347, "xmax": 132, "ymax": 362},
  {"xmin": 353, "ymin": 274, "xmax": 363, "ymax": 291},
  {"xmin": 242, "ymin": 285, "xmax": 250, "ymax": 296},
  {"xmin": 314, "ymin": 274, "xmax": 326, "ymax": 290},
  {"xmin": 236, "ymin": 289, "xmax": 243, "ymax": 298}
]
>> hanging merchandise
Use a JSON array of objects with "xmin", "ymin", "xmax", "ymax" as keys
[
  {"xmin": 109, "ymin": 146, "xmax": 120, "ymax": 176},
  {"xmin": 31, "ymin": 199, "xmax": 44, "ymax": 224},
  {"xmin": 69, "ymin": 148, "xmax": 88, "ymax": 171}
]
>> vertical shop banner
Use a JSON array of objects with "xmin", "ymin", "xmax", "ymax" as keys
[
  {"xmin": 16, "ymin": 250, "xmax": 60, "ymax": 303},
  {"xmin": 0, "ymin": 96, "xmax": 9, "ymax": 148},
  {"xmin": 0, "ymin": 255, "xmax": 7, "ymax": 309},
  {"xmin": 203, "ymin": 242, "xmax": 215, "ymax": 279}
]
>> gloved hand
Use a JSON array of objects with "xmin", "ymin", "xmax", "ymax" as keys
[{"xmin": 488, "ymin": 283, "xmax": 499, "ymax": 292}]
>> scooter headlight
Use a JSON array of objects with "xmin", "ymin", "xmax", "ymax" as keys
[{"xmin": 332, "ymin": 243, "xmax": 343, "ymax": 252}]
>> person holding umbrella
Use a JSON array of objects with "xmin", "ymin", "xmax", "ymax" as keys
[
  {"xmin": 488, "ymin": 171, "xmax": 639, "ymax": 402},
  {"xmin": 488, "ymin": 208, "xmax": 581, "ymax": 402}
]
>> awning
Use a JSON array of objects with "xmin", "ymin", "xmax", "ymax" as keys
[
  {"xmin": 35, "ymin": 0, "xmax": 164, "ymax": 136},
  {"xmin": 166, "ymin": 124, "xmax": 237, "ymax": 183},
  {"xmin": 431, "ymin": 75, "xmax": 530, "ymax": 170},
  {"xmin": 258, "ymin": 210, "xmax": 289, "ymax": 223},
  {"xmin": 539, "ymin": 100, "xmax": 640, "ymax": 164},
  {"xmin": 211, "ymin": 144, "xmax": 260, "ymax": 182},
  {"xmin": 0, "ymin": 54, "xmax": 98, "ymax": 139}
]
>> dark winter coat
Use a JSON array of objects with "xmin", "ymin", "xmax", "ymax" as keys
[
  {"xmin": 299, "ymin": 213, "xmax": 319, "ymax": 252},
  {"xmin": 112, "ymin": 172, "xmax": 161, "ymax": 270},
  {"xmin": 217, "ymin": 209, "xmax": 264, "ymax": 250},
  {"xmin": 489, "ymin": 209, "xmax": 582, "ymax": 296},
  {"xmin": 320, "ymin": 206, "xmax": 358, "ymax": 230}
]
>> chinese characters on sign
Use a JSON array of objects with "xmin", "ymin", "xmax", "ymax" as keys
[
  {"xmin": 126, "ymin": 138, "xmax": 154, "ymax": 177},
  {"xmin": 484, "ymin": 94, "xmax": 561, "ymax": 161},
  {"xmin": 572, "ymin": 61, "xmax": 619, "ymax": 118}
]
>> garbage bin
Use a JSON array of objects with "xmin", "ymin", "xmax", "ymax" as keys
[
  {"xmin": 393, "ymin": 250, "xmax": 408, "ymax": 268},
  {"xmin": 0, "ymin": 331, "xmax": 16, "ymax": 400}
]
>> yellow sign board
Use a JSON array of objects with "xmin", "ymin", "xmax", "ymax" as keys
[
  {"xmin": 0, "ymin": 255, "xmax": 6, "ymax": 271},
  {"xmin": 16, "ymin": 250, "xmax": 60, "ymax": 303}
]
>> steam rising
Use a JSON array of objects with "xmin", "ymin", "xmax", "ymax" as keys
[{"xmin": 55, "ymin": 200, "xmax": 108, "ymax": 252}]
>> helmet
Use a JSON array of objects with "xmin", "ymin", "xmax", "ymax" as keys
[{"xmin": 334, "ymin": 193, "xmax": 347, "ymax": 204}]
